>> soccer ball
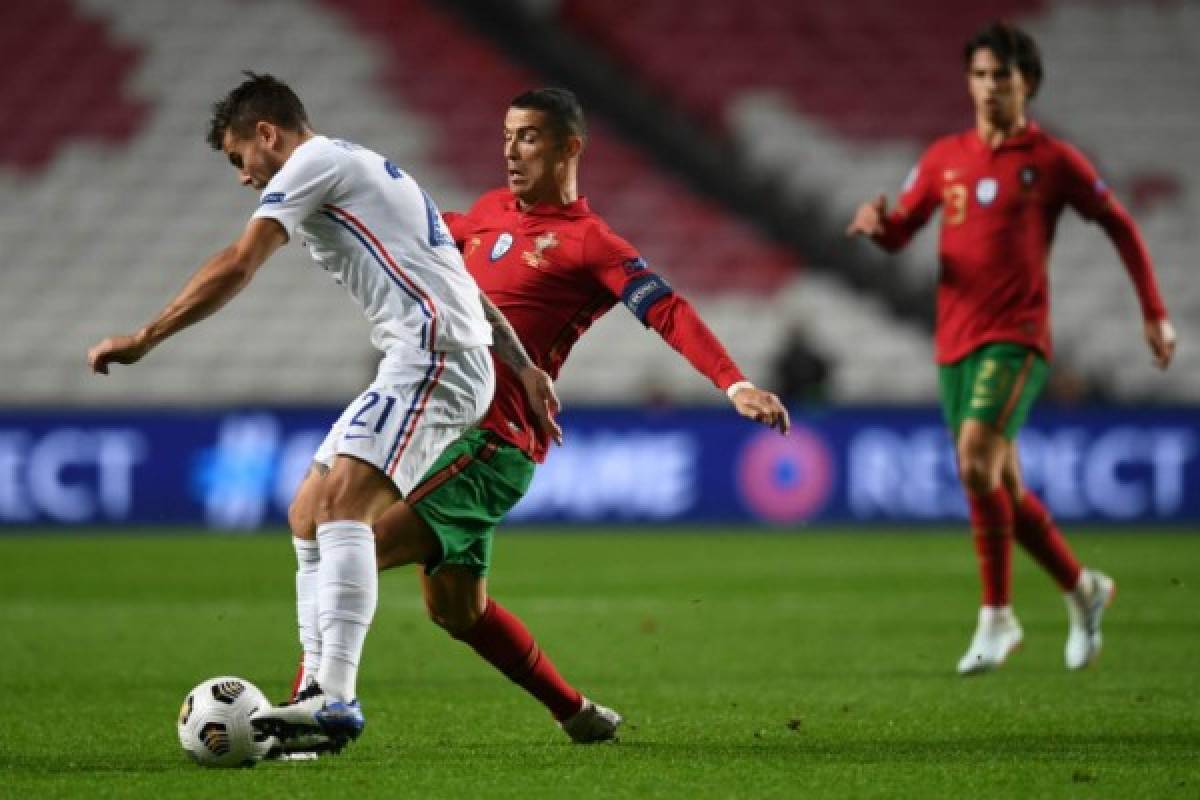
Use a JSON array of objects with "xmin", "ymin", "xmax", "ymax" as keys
[{"xmin": 177, "ymin": 676, "xmax": 274, "ymax": 767}]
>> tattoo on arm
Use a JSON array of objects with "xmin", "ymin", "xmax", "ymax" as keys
[{"xmin": 480, "ymin": 293, "xmax": 534, "ymax": 371}]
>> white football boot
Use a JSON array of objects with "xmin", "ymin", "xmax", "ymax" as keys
[
  {"xmin": 561, "ymin": 697, "xmax": 623, "ymax": 743},
  {"xmin": 1064, "ymin": 568, "xmax": 1115, "ymax": 670},
  {"xmin": 250, "ymin": 682, "xmax": 364, "ymax": 752},
  {"xmin": 957, "ymin": 606, "xmax": 1024, "ymax": 675}
]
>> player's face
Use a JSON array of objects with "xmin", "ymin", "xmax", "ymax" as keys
[
  {"xmin": 221, "ymin": 124, "xmax": 285, "ymax": 190},
  {"xmin": 503, "ymin": 108, "xmax": 568, "ymax": 204},
  {"xmin": 967, "ymin": 47, "xmax": 1028, "ymax": 127}
]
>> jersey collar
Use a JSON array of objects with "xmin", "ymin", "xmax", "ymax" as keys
[
  {"xmin": 504, "ymin": 193, "xmax": 592, "ymax": 218},
  {"xmin": 969, "ymin": 120, "xmax": 1042, "ymax": 153}
]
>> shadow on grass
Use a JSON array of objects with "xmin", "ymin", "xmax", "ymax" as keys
[{"xmin": 614, "ymin": 731, "xmax": 1200, "ymax": 765}]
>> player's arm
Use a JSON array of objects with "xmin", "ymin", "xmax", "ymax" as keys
[
  {"xmin": 846, "ymin": 149, "xmax": 941, "ymax": 252},
  {"xmin": 1096, "ymin": 203, "xmax": 1176, "ymax": 369},
  {"xmin": 478, "ymin": 292, "xmax": 563, "ymax": 445},
  {"xmin": 642, "ymin": 294, "xmax": 790, "ymax": 434},
  {"xmin": 1061, "ymin": 144, "xmax": 1176, "ymax": 369},
  {"xmin": 87, "ymin": 218, "xmax": 286, "ymax": 374},
  {"xmin": 585, "ymin": 227, "xmax": 788, "ymax": 432}
]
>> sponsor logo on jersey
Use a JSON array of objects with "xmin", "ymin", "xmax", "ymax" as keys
[
  {"xmin": 522, "ymin": 231, "xmax": 559, "ymax": 269},
  {"xmin": 975, "ymin": 177, "xmax": 998, "ymax": 206},
  {"xmin": 622, "ymin": 257, "xmax": 648, "ymax": 275},
  {"xmin": 1020, "ymin": 165, "xmax": 1038, "ymax": 187},
  {"xmin": 261, "ymin": 191, "xmax": 286, "ymax": 205},
  {"xmin": 490, "ymin": 232, "xmax": 514, "ymax": 261},
  {"xmin": 465, "ymin": 236, "xmax": 482, "ymax": 262}
]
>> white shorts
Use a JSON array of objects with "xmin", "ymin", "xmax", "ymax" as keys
[{"xmin": 314, "ymin": 345, "xmax": 495, "ymax": 495}]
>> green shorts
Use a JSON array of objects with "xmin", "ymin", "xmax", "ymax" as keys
[
  {"xmin": 938, "ymin": 342, "xmax": 1048, "ymax": 440},
  {"xmin": 407, "ymin": 427, "xmax": 535, "ymax": 577}
]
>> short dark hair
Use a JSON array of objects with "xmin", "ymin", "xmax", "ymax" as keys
[
  {"xmin": 963, "ymin": 22, "xmax": 1044, "ymax": 99},
  {"xmin": 510, "ymin": 88, "xmax": 587, "ymax": 144},
  {"xmin": 206, "ymin": 72, "xmax": 310, "ymax": 150}
]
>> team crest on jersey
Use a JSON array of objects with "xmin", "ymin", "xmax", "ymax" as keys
[
  {"xmin": 975, "ymin": 177, "xmax": 998, "ymax": 206},
  {"xmin": 522, "ymin": 231, "xmax": 559, "ymax": 269},
  {"xmin": 490, "ymin": 232, "xmax": 514, "ymax": 261},
  {"xmin": 1020, "ymin": 165, "xmax": 1038, "ymax": 187}
]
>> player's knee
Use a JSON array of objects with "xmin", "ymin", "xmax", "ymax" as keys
[
  {"xmin": 313, "ymin": 470, "xmax": 372, "ymax": 524},
  {"xmin": 425, "ymin": 597, "xmax": 483, "ymax": 638},
  {"xmin": 287, "ymin": 499, "xmax": 315, "ymax": 539},
  {"xmin": 958, "ymin": 452, "xmax": 1000, "ymax": 494}
]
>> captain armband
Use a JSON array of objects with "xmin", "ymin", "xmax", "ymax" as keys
[{"xmin": 621, "ymin": 272, "xmax": 674, "ymax": 325}]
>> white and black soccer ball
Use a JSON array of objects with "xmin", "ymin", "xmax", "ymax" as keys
[{"xmin": 177, "ymin": 676, "xmax": 274, "ymax": 767}]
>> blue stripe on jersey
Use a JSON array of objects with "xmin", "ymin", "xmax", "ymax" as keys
[{"xmin": 321, "ymin": 209, "xmax": 432, "ymax": 350}]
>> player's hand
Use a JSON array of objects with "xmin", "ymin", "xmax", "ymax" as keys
[
  {"xmin": 845, "ymin": 194, "xmax": 888, "ymax": 238},
  {"xmin": 731, "ymin": 386, "xmax": 791, "ymax": 435},
  {"xmin": 518, "ymin": 365, "xmax": 563, "ymax": 446},
  {"xmin": 1144, "ymin": 318, "xmax": 1177, "ymax": 370},
  {"xmin": 87, "ymin": 331, "xmax": 150, "ymax": 374}
]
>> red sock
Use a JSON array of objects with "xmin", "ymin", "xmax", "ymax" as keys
[
  {"xmin": 968, "ymin": 487, "xmax": 1013, "ymax": 606},
  {"xmin": 290, "ymin": 653, "xmax": 305, "ymax": 700},
  {"xmin": 456, "ymin": 599, "xmax": 583, "ymax": 722},
  {"xmin": 1013, "ymin": 491, "xmax": 1082, "ymax": 591}
]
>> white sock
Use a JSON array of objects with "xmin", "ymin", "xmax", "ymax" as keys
[
  {"xmin": 315, "ymin": 521, "xmax": 377, "ymax": 703},
  {"xmin": 292, "ymin": 537, "xmax": 321, "ymax": 688},
  {"xmin": 980, "ymin": 605, "xmax": 1015, "ymax": 626}
]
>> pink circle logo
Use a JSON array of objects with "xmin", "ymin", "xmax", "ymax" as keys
[{"xmin": 737, "ymin": 427, "xmax": 834, "ymax": 523}]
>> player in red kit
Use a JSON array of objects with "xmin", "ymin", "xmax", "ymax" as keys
[
  {"xmin": 847, "ymin": 23, "xmax": 1176, "ymax": 675},
  {"xmin": 276, "ymin": 88, "xmax": 790, "ymax": 749}
]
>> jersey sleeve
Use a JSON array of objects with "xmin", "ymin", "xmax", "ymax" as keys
[
  {"xmin": 875, "ymin": 144, "xmax": 942, "ymax": 251},
  {"xmin": 582, "ymin": 224, "xmax": 674, "ymax": 324},
  {"xmin": 442, "ymin": 211, "xmax": 469, "ymax": 247},
  {"xmin": 581, "ymin": 224, "xmax": 746, "ymax": 392},
  {"xmin": 251, "ymin": 142, "xmax": 341, "ymax": 241},
  {"xmin": 643, "ymin": 295, "xmax": 747, "ymax": 391},
  {"xmin": 1058, "ymin": 141, "xmax": 1115, "ymax": 221},
  {"xmin": 1058, "ymin": 142, "xmax": 1168, "ymax": 321}
]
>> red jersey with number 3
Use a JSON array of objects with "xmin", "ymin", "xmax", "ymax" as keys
[
  {"xmin": 446, "ymin": 189, "xmax": 744, "ymax": 462},
  {"xmin": 876, "ymin": 122, "xmax": 1166, "ymax": 364}
]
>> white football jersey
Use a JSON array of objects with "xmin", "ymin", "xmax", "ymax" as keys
[{"xmin": 252, "ymin": 135, "xmax": 491, "ymax": 353}]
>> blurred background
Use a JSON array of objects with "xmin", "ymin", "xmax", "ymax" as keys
[{"xmin": 0, "ymin": 0, "xmax": 1196, "ymax": 530}]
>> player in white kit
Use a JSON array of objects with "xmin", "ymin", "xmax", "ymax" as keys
[{"xmin": 86, "ymin": 73, "xmax": 557, "ymax": 752}]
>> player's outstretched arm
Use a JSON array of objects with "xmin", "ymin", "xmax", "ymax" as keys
[
  {"xmin": 845, "ymin": 194, "xmax": 888, "ymax": 238},
  {"xmin": 728, "ymin": 382, "xmax": 791, "ymax": 434},
  {"xmin": 87, "ymin": 218, "xmax": 286, "ymax": 374},
  {"xmin": 478, "ymin": 292, "xmax": 563, "ymax": 445}
]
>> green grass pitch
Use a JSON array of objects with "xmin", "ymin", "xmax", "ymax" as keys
[{"xmin": 1, "ymin": 528, "xmax": 1198, "ymax": 799}]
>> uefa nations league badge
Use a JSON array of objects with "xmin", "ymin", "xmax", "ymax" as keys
[
  {"xmin": 490, "ymin": 232, "xmax": 514, "ymax": 261},
  {"xmin": 975, "ymin": 177, "xmax": 998, "ymax": 206}
]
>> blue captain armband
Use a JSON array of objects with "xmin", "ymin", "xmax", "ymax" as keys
[{"xmin": 622, "ymin": 272, "xmax": 674, "ymax": 325}]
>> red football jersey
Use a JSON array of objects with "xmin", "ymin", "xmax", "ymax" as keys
[
  {"xmin": 446, "ymin": 189, "xmax": 744, "ymax": 461},
  {"xmin": 877, "ymin": 122, "xmax": 1166, "ymax": 364}
]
